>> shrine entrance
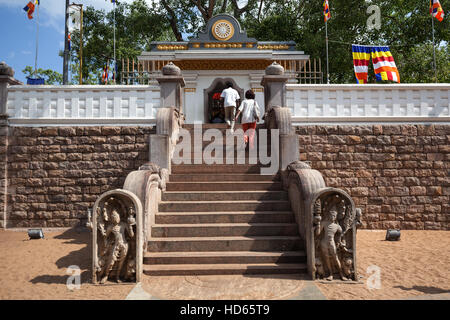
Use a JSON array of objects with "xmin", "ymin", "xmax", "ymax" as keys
[{"xmin": 203, "ymin": 78, "xmax": 244, "ymax": 123}]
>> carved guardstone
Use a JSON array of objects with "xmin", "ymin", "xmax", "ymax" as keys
[
  {"xmin": 311, "ymin": 189, "xmax": 362, "ymax": 281},
  {"xmin": 286, "ymin": 162, "xmax": 363, "ymax": 282},
  {"xmin": 90, "ymin": 190, "xmax": 143, "ymax": 284}
]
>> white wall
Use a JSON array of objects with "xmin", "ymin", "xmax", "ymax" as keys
[
  {"xmin": 286, "ymin": 84, "xmax": 450, "ymax": 124},
  {"xmin": 6, "ymin": 85, "xmax": 161, "ymax": 126}
]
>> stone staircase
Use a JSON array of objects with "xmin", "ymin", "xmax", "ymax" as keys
[{"xmin": 143, "ymin": 124, "xmax": 306, "ymax": 276}]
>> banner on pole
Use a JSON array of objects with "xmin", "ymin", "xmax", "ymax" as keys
[
  {"xmin": 352, "ymin": 45, "xmax": 400, "ymax": 84},
  {"xmin": 371, "ymin": 46, "xmax": 400, "ymax": 83},
  {"xmin": 23, "ymin": 1, "xmax": 35, "ymax": 19},
  {"xmin": 323, "ymin": 0, "xmax": 331, "ymax": 22},
  {"xmin": 430, "ymin": 0, "xmax": 445, "ymax": 21},
  {"xmin": 352, "ymin": 45, "xmax": 371, "ymax": 84}
]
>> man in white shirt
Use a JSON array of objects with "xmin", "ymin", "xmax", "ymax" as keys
[{"xmin": 220, "ymin": 82, "xmax": 240, "ymax": 132}]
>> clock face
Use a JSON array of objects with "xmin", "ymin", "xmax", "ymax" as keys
[{"xmin": 212, "ymin": 20, "xmax": 234, "ymax": 41}]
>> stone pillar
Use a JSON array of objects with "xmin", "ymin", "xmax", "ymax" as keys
[
  {"xmin": 156, "ymin": 62, "xmax": 186, "ymax": 113},
  {"xmin": 0, "ymin": 61, "xmax": 22, "ymax": 115},
  {"xmin": 0, "ymin": 62, "xmax": 19, "ymax": 229},
  {"xmin": 260, "ymin": 62, "xmax": 289, "ymax": 112},
  {"xmin": 150, "ymin": 107, "xmax": 183, "ymax": 173}
]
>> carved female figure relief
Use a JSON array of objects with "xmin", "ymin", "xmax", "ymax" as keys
[
  {"xmin": 315, "ymin": 206, "xmax": 349, "ymax": 281},
  {"xmin": 94, "ymin": 197, "xmax": 137, "ymax": 284},
  {"xmin": 313, "ymin": 193, "xmax": 359, "ymax": 281}
]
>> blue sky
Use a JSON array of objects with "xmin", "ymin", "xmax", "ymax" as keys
[
  {"xmin": 0, "ymin": 0, "xmax": 142, "ymax": 83},
  {"xmin": 0, "ymin": 0, "xmax": 248, "ymax": 83}
]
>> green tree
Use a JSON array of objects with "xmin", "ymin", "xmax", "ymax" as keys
[
  {"xmin": 69, "ymin": 0, "xmax": 175, "ymax": 84},
  {"xmin": 243, "ymin": 0, "xmax": 449, "ymax": 83},
  {"xmin": 22, "ymin": 66, "xmax": 63, "ymax": 85}
]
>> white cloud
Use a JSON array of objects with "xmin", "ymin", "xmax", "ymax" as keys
[{"xmin": 21, "ymin": 50, "xmax": 32, "ymax": 55}]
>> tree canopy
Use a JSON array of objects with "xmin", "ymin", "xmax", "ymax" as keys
[{"xmin": 65, "ymin": 0, "xmax": 449, "ymax": 84}]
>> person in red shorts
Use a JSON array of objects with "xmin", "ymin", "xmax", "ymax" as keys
[{"xmin": 235, "ymin": 90, "xmax": 261, "ymax": 149}]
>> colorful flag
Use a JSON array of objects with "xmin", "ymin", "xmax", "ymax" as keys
[
  {"xmin": 371, "ymin": 46, "xmax": 400, "ymax": 83},
  {"xmin": 352, "ymin": 45, "xmax": 371, "ymax": 84},
  {"xmin": 68, "ymin": 33, "xmax": 71, "ymax": 51},
  {"xmin": 430, "ymin": 0, "xmax": 445, "ymax": 21},
  {"xmin": 35, "ymin": 0, "xmax": 40, "ymax": 5},
  {"xmin": 323, "ymin": 0, "xmax": 331, "ymax": 22},
  {"xmin": 23, "ymin": 1, "xmax": 35, "ymax": 19},
  {"xmin": 102, "ymin": 65, "xmax": 109, "ymax": 84}
]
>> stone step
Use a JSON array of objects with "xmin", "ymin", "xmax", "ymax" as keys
[
  {"xmin": 169, "ymin": 173, "xmax": 279, "ymax": 182},
  {"xmin": 165, "ymin": 181, "xmax": 282, "ymax": 191},
  {"xmin": 162, "ymin": 191, "xmax": 288, "ymax": 201},
  {"xmin": 144, "ymin": 251, "xmax": 306, "ymax": 265},
  {"xmin": 151, "ymin": 223, "xmax": 299, "ymax": 237},
  {"xmin": 171, "ymin": 164, "xmax": 264, "ymax": 174},
  {"xmin": 147, "ymin": 236, "xmax": 303, "ymax": 252},
  {"xmin": 155, "ymin": 211, "xmax": 295, "ymax": 224},
  {"xmin": 158, "ymin": 200, "xmax": 291, "ymax": 212},
  {"xmin": 143, "ymin": 263, "xmax": 307, "ymax": 276}
]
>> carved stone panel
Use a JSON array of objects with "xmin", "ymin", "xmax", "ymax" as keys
[
  {"xmin": 90, "ymin": 189, "xmax": 143, "ymax": 284},
  {"xmin": 309, "ymin": 188, "xmax": 362, "ymax": 281}
]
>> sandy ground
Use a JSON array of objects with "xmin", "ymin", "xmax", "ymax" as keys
[
  {"xmin": 316, "ymin": 230, "xmax": 450, "ymax": 300},
  {"xmin": 0, "ymin": 229, "xmax": 449, "ymax": 300},
  {"xmin": 0, "ymin": 229, "xmax": 133, "ymax": 300}
]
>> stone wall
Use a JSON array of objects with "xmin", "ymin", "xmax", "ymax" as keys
[
  {"xmin": 4, "ymin": 126, "xmax": 154, "ymax": 228},
  {"xmin": 297, "ymin": 124, "xmax": 449, "ymax": 230}
]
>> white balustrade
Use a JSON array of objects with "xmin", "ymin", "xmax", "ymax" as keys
[
  {"xmin": 6, "ymin": 85, "xmax": 161, "ymax": 126},
  {"xmin": 286, "ymin": 84, "xmax": 450, "ymax": 124}
]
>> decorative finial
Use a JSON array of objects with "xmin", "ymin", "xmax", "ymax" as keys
[
  {"xmin": 162, "ymin": 61, "xmax": 181, "ymax": 76},
  {"xmin": 265, "ymin": 62, "xmax": 284, "ymax": 75}
]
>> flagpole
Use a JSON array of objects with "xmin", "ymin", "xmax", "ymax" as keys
[
  {"xmin": 325, "ymin": 20, "xmax": 330, "ymax": 84},
  {"xmin": 431, "ymin": 14, "xmax": 438, "ymax": 83},
  {"xmin": 34, "ymin": 2, "xmax": 40, "ymax": 78},
  {"xmin": 63, "ymin": 0, "xmax": 70, "ymax": 84},
  {"xmin": 113, "ymin": 1, "xmax": 116, "ymax": 84}
]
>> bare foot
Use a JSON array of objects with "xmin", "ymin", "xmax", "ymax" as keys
[
  {"xmin": 326, "ymin": 275, "xmax": 333, "ymax": 281},
  {"xmin": 100, "ymin": 276, "xmax": 108, "ymax": 284}
]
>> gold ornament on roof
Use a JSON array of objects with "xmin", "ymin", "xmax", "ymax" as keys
[{"xmin": 212, "ymin": 19, "xmax": 235, "ymax": 41}]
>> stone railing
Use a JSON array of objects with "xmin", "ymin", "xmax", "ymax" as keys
[
  {"xmin": 5, "ymin": 85, "xmax": 161, "ymax": 126},
  {"xmin": 286, "ymin": 84, "xmax": 450, "ymax": 123}
]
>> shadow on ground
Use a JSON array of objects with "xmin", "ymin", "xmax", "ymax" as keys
[
  {"xmin": 30, "ymin": 228, "xmax": 92, "ymax": 285},
  {"xmin": 394, "ymin": 285, "xmax": 450, "ymax": 295}
]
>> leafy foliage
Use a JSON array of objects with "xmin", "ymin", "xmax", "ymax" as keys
[
  {"xmin": 22, "ymin": 66, "xmax": 63, "ymax": 85},
  {"xmin": 68, "ymin": 0, "xmax": 449, "ymax": 83}
]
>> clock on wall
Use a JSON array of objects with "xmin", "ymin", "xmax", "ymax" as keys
[{"xmin": 212, "ymin": 20, "xmax": 235, "ymax": 41}]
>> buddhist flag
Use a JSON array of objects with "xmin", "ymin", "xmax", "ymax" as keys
[
  {"xmin": 35, "ymin": 0, "xmax": 40, "ymax": 5},
  {"xmin": 68, "ymin": 33, "xmax": 71, "ymax": 51},
  {"xmin": 430, "ymin": 0, "xmax": 445, "ymax": 21},
  {"xmin": 323, "ymin": 0, "xmax": 331, "ymax": 22},
  {"xmin": 371, "ymin": 46, "xmax": 400, "ymax": 83},
  {"xmin": 23, "ymin": 1, "xmax": 35, "ymax": 19},
  {"xmin": 352, "ymin": 45, "xmax": 371, "ymax": 84}
]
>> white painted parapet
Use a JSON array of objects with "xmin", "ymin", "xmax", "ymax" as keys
[
  {"xmin": 6, "ymin": 85, "xmax": 161, "ymax": 126},
  {"xmin": 286, "ymin": 84, "xmax": 450, "ymax": 124}
]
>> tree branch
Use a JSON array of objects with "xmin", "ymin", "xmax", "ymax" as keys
[
  {"xmin": 221, "ymin": 0, "xmax": 228, "ymax": 12},
  {"xmin": 161, "ymin": 0, "xmax": 183, "ymax": 41}
]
